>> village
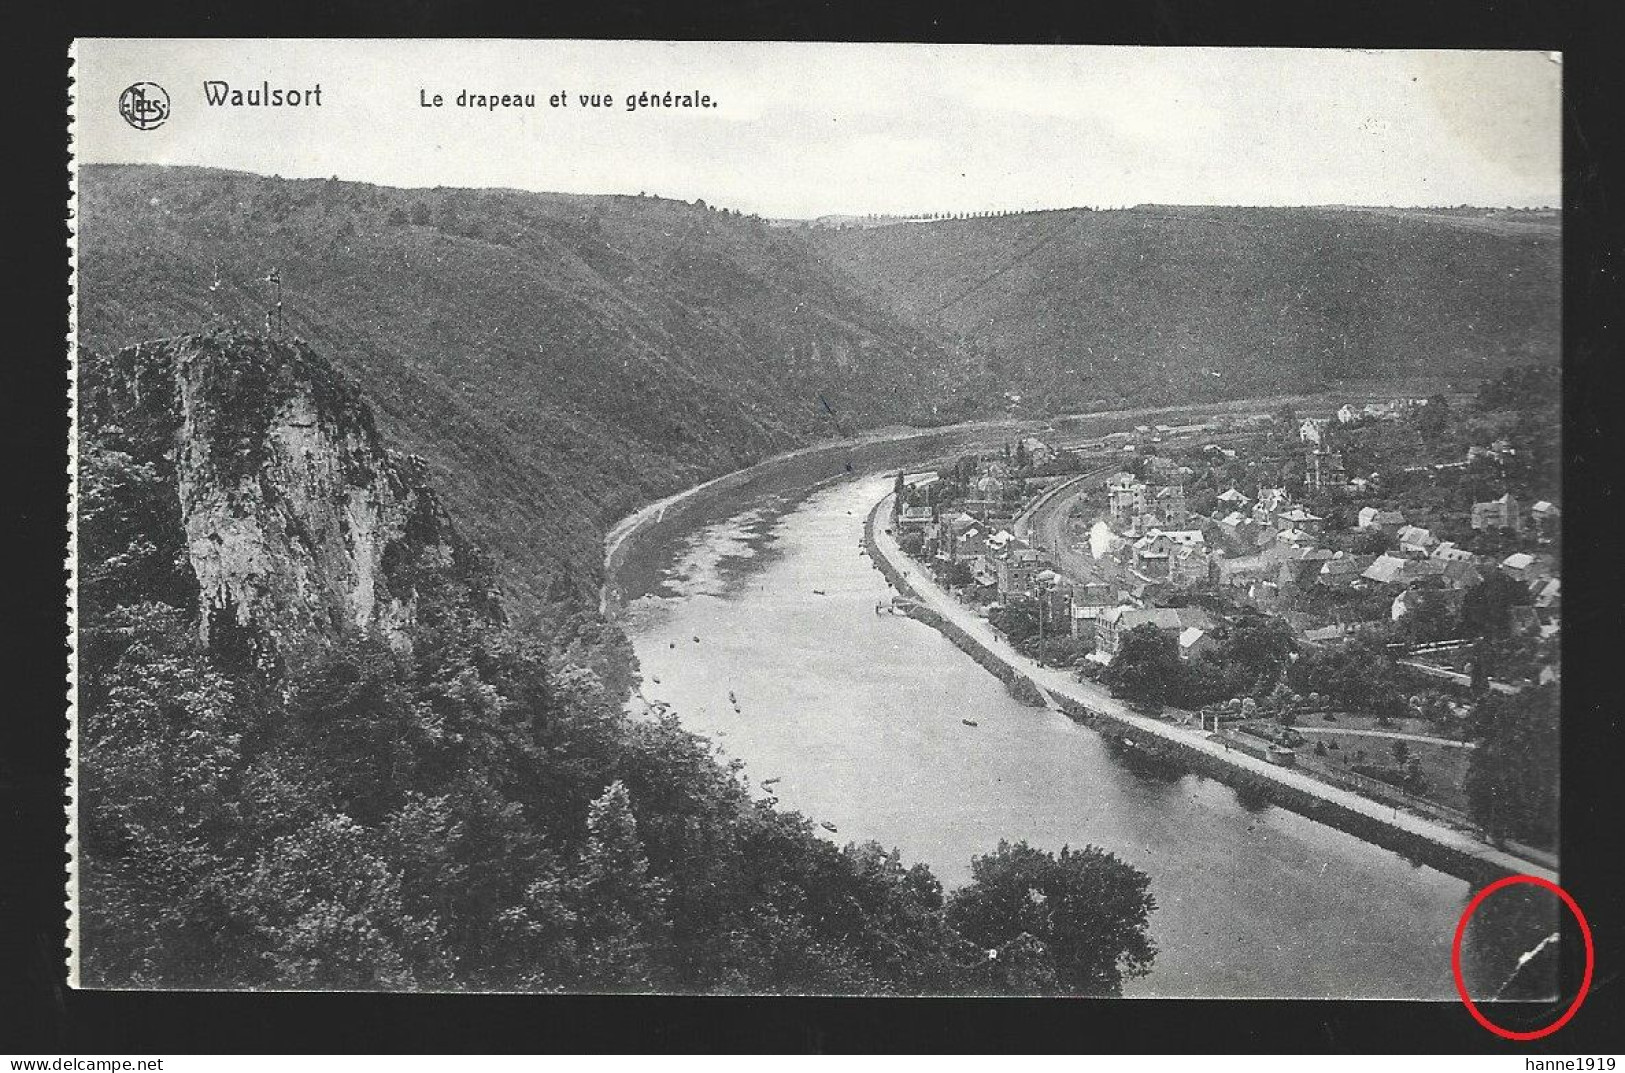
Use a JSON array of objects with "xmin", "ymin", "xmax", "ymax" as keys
[{"xmin": 888, "ymin": 369, "xmax": 1561, "ymax": 855}]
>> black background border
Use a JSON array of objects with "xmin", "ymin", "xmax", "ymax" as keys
[{"xmin": 5, "ymin": 0, "xmax": 1622, "ymax": 1054}]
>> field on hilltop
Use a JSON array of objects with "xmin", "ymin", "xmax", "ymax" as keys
[{"xmin": 813, "ymin": 204, "xmax": 1560, "ymax": 412}]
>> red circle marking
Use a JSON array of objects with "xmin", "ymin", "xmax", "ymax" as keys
[{"xmin": 1452, "ymin": 874, "xmax": 1593, "ymax": 1041}]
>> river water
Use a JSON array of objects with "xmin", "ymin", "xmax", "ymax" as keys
[{"xmin": 617, "ymin": 474, "xmax": 1548, "ymax": 999}]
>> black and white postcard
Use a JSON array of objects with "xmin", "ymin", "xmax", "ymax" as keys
[{"xmin": 67, "ymin": 40, "xmax": 1566, "ymax": 1005}]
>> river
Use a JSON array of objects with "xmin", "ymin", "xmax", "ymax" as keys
[{"xmin": 615, "ymin": 473, "xmax": 1551, "ymax": 999}]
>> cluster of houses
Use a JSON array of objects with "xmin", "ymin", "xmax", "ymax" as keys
[
  {"xmin": 897, "ymin": 459, "xmax": 1064, "ymax": 601},
  {"xmin": 1468, "ymin": 492, "xmax": 1561, "ymax": 541},
  {"xmin": 891, "ymin": 399, "xmax": 1561, "ymax": 679},
  {"xmin": 1104, "ymin": 399, "xmax": 1561, "ymax": 659},
  {"xmin": 1095, "ymin": 472, "xmax": 1224, "ymax": 590},
  {"xmin": 1296, "ymin": 402, "xmax": 1415, "ymax": 447},
  {"xmin": 1106, "ymin": 472, "xmax": 1188, "ymax": 530},
  {"xmin": 1212, "ymin": 481, "xmax": 1560, "ymax": 643},
  {"xmin": 895, "ymin": 462, "xmax": 1156, "ymax": 662},
  {"xmin": 1334, "ymin": 398, "xmax": 1422, "ymax": 427}
]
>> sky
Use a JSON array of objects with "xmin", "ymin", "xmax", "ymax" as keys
[{"xmin": 73, "ymin": 41, "xmax": 1562, "ymax": 217}]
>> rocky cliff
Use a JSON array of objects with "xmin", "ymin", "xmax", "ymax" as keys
[{"xmin": 81, "ymin": 332, "xmax": 502, "ymax": 664}]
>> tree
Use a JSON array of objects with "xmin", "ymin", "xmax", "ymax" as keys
[
  {"xmin": 1286, "ymin": 642, "xmax": 1405, "ymax": 716},
  {"xmin": 570, "ymin": 781, "xmax": 669, "ymax": 988},
  {"xmin": 989, "ymin": 597, "xmax": 1041, "ymax": 648},
  {"xmin": 1416, "ymin": 394, "xmax": 1452, "ymax": 444},
  {"xmin": 1100, "ymin": 625, "xmax": 1183, "ymax": 708},
  {"xmin": 1399, "ymin": 587, "xmax": 1457, "ymax": 644},
  {"xmin": 1212, "ymin": 617, "xmax": 1296, "ymax": 696},
  {"xmin": 1460, "ymin": 573, "xmax": 1528, "ymax": 640},
  {"xmin": 1354, "ymin": 529, "xmax": 1394, "ymax": 556},
  {"xmin": 1466, "ymin": 687, "xmax": 1559, "ymax": 849},
  {"xmin": 947, "ymin": 840, "xmax": 1157, "ymax": 995},
  {"xmin": 1476, "ymin": 364, "xmax": 1559, "ymax": 413}
]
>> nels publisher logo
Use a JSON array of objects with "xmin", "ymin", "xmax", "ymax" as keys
[{"xmin": 118, "ymin": 82, "xmax": 170, "ymax": 130}]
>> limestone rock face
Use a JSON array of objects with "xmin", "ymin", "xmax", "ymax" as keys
[{"xmin": 84, "ymin": 333, "xmax": 502, "ymax": 659}]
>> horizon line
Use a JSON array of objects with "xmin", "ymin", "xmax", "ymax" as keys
[{"xmin": 78, "ymin": 161, "xmax": 1564, "ymax": 218}]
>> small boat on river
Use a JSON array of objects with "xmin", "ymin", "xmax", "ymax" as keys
[
  {"xmin": 812, "ymin": 589, "xmax": 827, "ymax": 595},
  {"xmin": 962, "ymin": 719, "xmax": 980, "ymax": 728},
  {"xmin": 820, "ymin": 821, "xmax": 839, "ymax": 833}
]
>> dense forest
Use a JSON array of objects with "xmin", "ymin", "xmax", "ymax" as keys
[
  {"xmin": 814, "ymin": 205, "xmax": 1559, "ymax": 412},
  {"xmin": 76, "ymin": 334, "xmax": 1157, "ymax": 994}
]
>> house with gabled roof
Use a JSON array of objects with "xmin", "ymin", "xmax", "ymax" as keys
[
  {"xmin": 1178, "ymin": 626, "xmax": 1216, "ymax": 662},
  {"xmin": 1471, "ymin": 493, "xmax": 1524, "ymax": 534},
  {"xmin": 1278, "ymin": 546, "xmax": 1336, "ymax": 590},
  {"xmin": 1439, "ymin": 561, "xmax": 1484, "ymax": 590},
  {"xmin": 1530, "ymin": 500, "xmax": 1561, "ymax": 542},
  {"xmin": 996, "ymin": 543, "xmax": 1049, "ymax": 597},
  {"xmin": 1093, "ymin": 605, "xmax": 1214, "ymax": 662},
  {"xmin": 1252, "ymin": 487, "xmax": 1292, "ymax": 527},
  {"xmin": 1358, "ymin": 506, "xmax": 1406, "ymax": 531},
  {"xmin": 1499, "ymin": 551, "xmax": 1538, "ymax": 580},
  {"xmin": 1154, "ymin": 484, "xmax": 1187, "ymax": 525},
  {"xmin": 985, "ymin": 529, "xmax": 1016, "ymax": 554},
  {"xmin": 1107, "ymin": 473, "xmax": 1149, "ymax": 526},
  {"xmin": 897, "ymin": 504, "xmax": 935, "ymax": 531},
  {"xmin": 952, "ymin": 526, "xmax": 989, "ymax": 563},
  {"xmin": 1276, "ymin": 506, "xmax": 1324, "ymax": 534},
  {"xmin": 1430, "ymin": 541, "xmax": 1477, "ymax": 564},
  {"xmin": 1168, "ymin": 539, "xmax": 1215, "ymax": 588},
  {"xmin": 1306, "ymin": 448, "xmax": 1346, "ymax": 491},
  {"xmin": 1397, "ymin": 525, "xmax": 1438, "ymax": 556},
  {"xmin": 1318, "ymin": 553, "xmax": 1376, "ymax": 591},
  {"xmin": 1361, "ymin": 553, "xmax": 1412, "ymax": 587}
]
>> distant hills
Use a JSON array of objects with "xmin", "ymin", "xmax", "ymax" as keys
[
  {"xmin": 811, "ymin": 203, "xmax": 1559, "ymax": 411},
  {"xmin": 77, "ymin": 166, "xmax": 1559, "ymax": 620}
]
